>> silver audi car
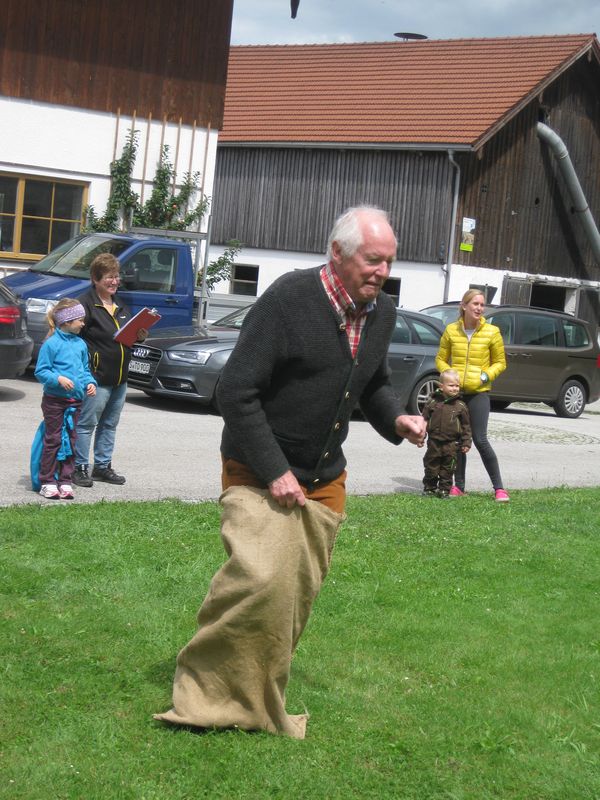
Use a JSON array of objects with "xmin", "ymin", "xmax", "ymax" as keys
[{"xmin": 127, "ymin": 305, "xmax": 445, "ymax": 414}]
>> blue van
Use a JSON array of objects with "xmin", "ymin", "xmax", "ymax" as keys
[{"xmin": 3, "ymin": 232, "xmax": 197, "ymax": 358}]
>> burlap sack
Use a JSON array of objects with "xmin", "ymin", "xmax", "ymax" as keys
[{"xmin": 154, "ymin": 486, "xmax": 345, "ymax": 738}]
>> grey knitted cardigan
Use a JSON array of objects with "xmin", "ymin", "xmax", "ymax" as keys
[{"xmin": 216, "ymin": 266, "xmax": 404, "ymax": 488}]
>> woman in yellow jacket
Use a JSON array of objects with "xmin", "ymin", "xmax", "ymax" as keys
[{"xmin": 435, "ymin": 289, "xmax": 510, "ymax": 502}]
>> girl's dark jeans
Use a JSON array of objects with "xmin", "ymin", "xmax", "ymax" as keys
[{"xmin": 39, "ymin": 394, "xmax": 81, "ymax": 484}]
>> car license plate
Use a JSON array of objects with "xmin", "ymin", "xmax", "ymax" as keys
[{"xmin": 129, "ymin": 360, "xmax": 151, "ymax": 375}]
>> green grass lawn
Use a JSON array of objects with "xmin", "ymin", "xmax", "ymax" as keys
[{"xmin": 2, "ymin": 488, "xmax": 600, "ymax": 799}]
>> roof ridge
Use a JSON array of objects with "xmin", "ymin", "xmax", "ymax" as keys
[{"xmin": 231, "ymin": 33, "xmax": 596, "ymax": 50}]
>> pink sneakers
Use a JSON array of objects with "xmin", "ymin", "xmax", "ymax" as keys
[
  {"xmin": 59, "ymin": 484, "xmax": 74, "ymax": 500},
  {"xmin": 449, "ymin": 486, "xmax": 509, "ymax": 501},
  {"xmin": 39, "ymin": 484, "xmax": 60, "ymax": 499}
]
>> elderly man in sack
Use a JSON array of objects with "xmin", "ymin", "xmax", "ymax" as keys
[{"xmin": 155, "ymin": 206, "xmax": 426, "ymax": 738}]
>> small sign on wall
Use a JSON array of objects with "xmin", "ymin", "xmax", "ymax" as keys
[{"xmin": 460, "ymin": 217, "xmax": 476, "ymax": 252}]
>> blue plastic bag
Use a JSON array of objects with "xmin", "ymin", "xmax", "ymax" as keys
[
  {"xmin": 30, "ymin": 405, "xmax": 77, "ymax": 491},
  {"xmin": 30, "ymin": 421, "xmax": 45, "ymax": 491}
]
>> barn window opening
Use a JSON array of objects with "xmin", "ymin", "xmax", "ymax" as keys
[{"xmin": 530, "ymin": 283, "xmax": 566, "ymax": 312}]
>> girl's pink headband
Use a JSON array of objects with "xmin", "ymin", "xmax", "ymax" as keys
[{"xmin": 54, "ymin": 304, "xmax": 86, "ymax": 326}]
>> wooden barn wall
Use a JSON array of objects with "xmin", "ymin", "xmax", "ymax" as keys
[
  {"xmin": 457, "ymin": 58, "xmax": 600, "ymax": 281},
  {"xmin": 211, "ymin": 147, "xmax": 453, "ymax": 260},
  {"xmin": 0, "ymin": 0, "xmax": 233, "ymax": 126}
]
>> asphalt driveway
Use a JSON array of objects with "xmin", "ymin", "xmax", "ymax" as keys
[{"xmin": 2, "ymin": 374, "xmax": 600, "ymax": 507}]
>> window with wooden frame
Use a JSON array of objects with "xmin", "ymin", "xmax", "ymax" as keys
[
  {"xmin": 230, "ymin": 264, "xmax": 259, "ymax": 296},
  {"xmin": 0, "ymin": 174, "xmax": 87, "ymax": 260}
]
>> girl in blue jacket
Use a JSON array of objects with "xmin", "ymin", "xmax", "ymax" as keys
[{"xmin": 34, "ymin": 299, "xmax": 97, "ymax": 499}]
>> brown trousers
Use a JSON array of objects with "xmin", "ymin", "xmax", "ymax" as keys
[
  {"xmin": 221, "ymin": 458, "xmax": 347, "ymax": 514},
  {"xmin": 423, "ymin": 438, "xmax": 459, "ymax": 493},
  {"xmin": 154, "ymin": 462, "xmax": 346, "ymax": 738}
]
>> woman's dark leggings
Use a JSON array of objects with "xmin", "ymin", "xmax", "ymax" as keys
[{"xmin": 454, "ymin": 392, "xmax": 504, "ymax": 491}]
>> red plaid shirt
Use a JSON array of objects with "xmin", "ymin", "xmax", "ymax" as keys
[{"xmin": 320, "ymin": 263, "xmax": 374, "ymax": 357}]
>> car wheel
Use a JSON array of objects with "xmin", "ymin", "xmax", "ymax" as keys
[
  {"xmin": 409, "ymin": 374, "xmax": 439, "ymax": 414},
  {"xmin": 490, "ymin": 400, "xmax": 511, "ymax": 411},
  {"xmin": 553, "ymin": 379, "xmax": 586, "ymax": 418}
]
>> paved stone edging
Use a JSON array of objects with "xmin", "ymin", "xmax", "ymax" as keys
[{"xmin": 489, "ymin": 420, "xmax": 600, "ymax": 445}]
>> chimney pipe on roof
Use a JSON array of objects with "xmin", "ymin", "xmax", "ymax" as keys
[{"xmin": 291, "ymin": 0, "xmax": 300, "ymax": 18}]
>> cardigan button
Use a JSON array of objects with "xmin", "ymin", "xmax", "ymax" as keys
[
  {"xmin": 323, "ymin": 452, "xmax": 330, "ymax": 459},
  {"xmin": 333, "ymin": 422, "xmax": 340, "ymax": 431},
  {"xmin": 339, "ymin": 323, "xmax": 346, "ymax": 331},
  {"xmin": 344, "ymin": 391, "xmax": 350, "ymax": 400},
  {"xmin": 312, "ymin": 478, "xmax": 320, "ymax": 484}
]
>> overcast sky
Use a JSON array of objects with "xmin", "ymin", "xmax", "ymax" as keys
[{"xmin": 231, "ymin": 0, "xmax": 598, "ymax": 45}]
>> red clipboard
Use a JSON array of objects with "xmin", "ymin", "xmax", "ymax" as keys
[{"xmin": 113, "ymin": 307, "xmax": 161, "ymax": 347}]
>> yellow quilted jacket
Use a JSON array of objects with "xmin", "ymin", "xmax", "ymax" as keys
[{"xmin": 435, "ymin": 317, "xmax": 506, "ymax": 394}]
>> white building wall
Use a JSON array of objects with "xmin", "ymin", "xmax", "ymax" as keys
[
  {"xmin": 396, "ymin": 261, "xmax": 446, "ymax": 310},
  {"xmin": 208, "ymin": 243, "xmax": 600, "ymax": 320},
  {"xmin": 0, "ymin": 96, "xmax": 217, "ymax": 259},
  {"xmin": 445, "ymin": 263, "xmax": 508, "ymax": 305},
  {"xmin": 207, "ymin": 244, "xmax": 447, "ymax": 311}
]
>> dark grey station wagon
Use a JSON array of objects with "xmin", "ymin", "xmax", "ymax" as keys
[
  {"xmin": 422, "ymin": 303, "xmax": 600, "ymax": 418},
  {"xmin": 486, "ymin": 306, "xmax": 600, "ymax": 418}
]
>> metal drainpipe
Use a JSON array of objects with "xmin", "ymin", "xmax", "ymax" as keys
[
  {"xmin": 537, "ymin": 122, "xmax": 600, "ymax": 264},
  {"xmin": 444, "ymin": 150, "xmax": 461, "ymax": 302}
]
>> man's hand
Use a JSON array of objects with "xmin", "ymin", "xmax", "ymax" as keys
[
  {"xmin": 395, "ymin": 414, "xmax": 427, "ymax": 447},
  {"xmin": 268, "ymin": 470, "xmax": 306, "ymax": 508}
]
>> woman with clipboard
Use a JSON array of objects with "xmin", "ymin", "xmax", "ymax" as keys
[{"xmin": 73, "ymin": 253, "xmax": 149, "ymax": 488}]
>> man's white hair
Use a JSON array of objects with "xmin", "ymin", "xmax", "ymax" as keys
[{"xmin": 326, "ymin": 205, "xmax": 393, "ymax": 260}]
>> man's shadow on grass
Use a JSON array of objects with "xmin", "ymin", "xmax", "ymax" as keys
[{"xmin": 147, "ymin": 657, "xmax": 179, "ymax": 687}]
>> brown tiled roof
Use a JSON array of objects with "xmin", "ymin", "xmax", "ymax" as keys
[{"xmin": 220, "ymin": 34, "xmax": 599, "ymax": 149}]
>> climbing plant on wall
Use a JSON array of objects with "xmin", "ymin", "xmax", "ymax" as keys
[
  {"xmin": 83, "ymin": 130, "xmax": 209, "ymax": 233},
  {"xmin": 83, "ymin": 129, "xmax": 241, "ymax": 291},
  {"xmin": 84, "ymin": 129, "xmax": 140, "ymax": 232}
]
